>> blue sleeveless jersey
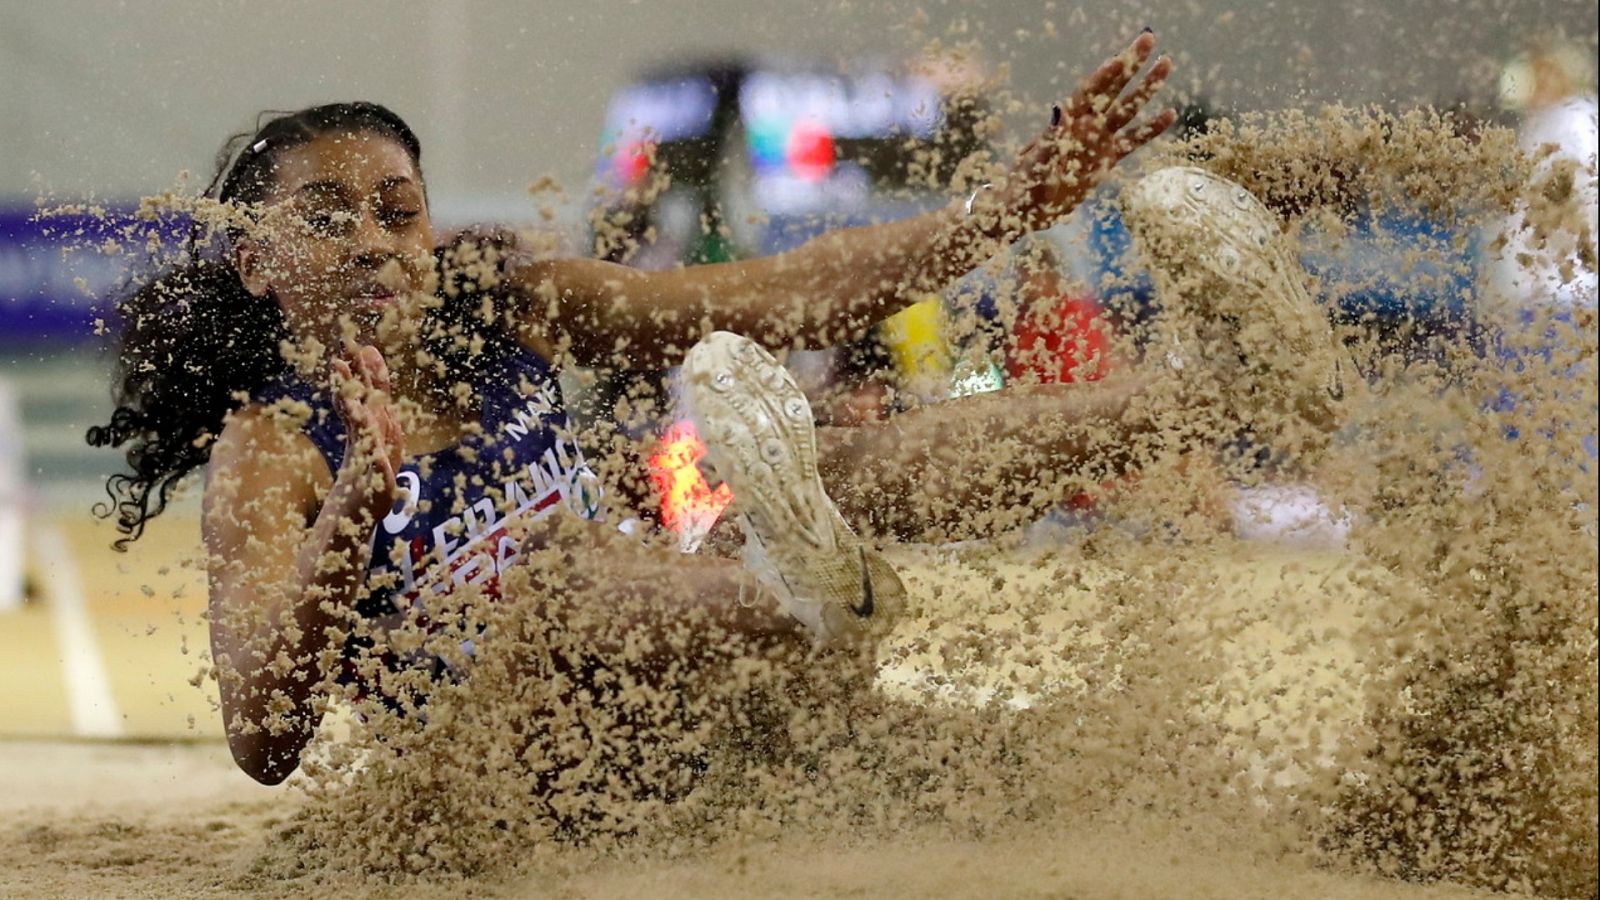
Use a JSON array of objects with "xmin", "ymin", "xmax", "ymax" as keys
[{"xmin": 253, "ymin": 343, "xmax": 603, "ymax": 685}]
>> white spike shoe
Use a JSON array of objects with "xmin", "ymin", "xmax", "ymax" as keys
[
  {"xmin": 681, "ymin": 332, "xmax": 904, "ymax": 650},
  {"xmin": 1120, "ymin": 166, "xmax": 1356, "ymax": 440}
]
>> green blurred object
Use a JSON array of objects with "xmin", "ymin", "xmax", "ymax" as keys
[{"xmin": 949, "ymin": 357, "xmax": 1005, "ymax": 399}]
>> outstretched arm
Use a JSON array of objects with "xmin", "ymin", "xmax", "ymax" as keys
[{"xmin": 505, "ymin": 32, "xmax": 1173, "ymax": 368}]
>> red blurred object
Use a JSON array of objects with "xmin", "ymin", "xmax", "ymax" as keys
[
  {"xmin": 1006, "ymin": 289, "xmax": 1119, "ymax": 516},
  {"xmin": 786, "ymin": 120, "xmax": 836, "ymax": 182},
  {"xmin": 1005, "ymin": 293, "xmax": 1115, "ymax": 384},
  {"xmin": 647, "ymin": 420, "xmax": 734, "ymax": 540},
  {"xmin": 613, "ymin": 139, "xmax": 655, "ymax": 185}
]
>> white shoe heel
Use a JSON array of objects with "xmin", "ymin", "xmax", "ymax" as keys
[{"xmin": 681, "ymin": 332, "xmax": 904, "ymax": 648}]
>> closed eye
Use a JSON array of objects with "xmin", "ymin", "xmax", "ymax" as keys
[
  {"xmin": 379, "ymin": 208, "xmax": 421, "ymax": 227},
  {"xmin": 303, "ymin": 207, "xmax": 358, "ymax": 236}
]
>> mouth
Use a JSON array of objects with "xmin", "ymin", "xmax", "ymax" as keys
[
  {"xmin": 349, "ymin": 285, "xmax": 400, "ymax": 306},
  {"xmin": 350, "ymin": 259, "xmax": 412, "ymax": 307}
]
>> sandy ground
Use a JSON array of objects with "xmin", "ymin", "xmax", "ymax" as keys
[
  {"xmin": 0, "ymin": 739, "xmax": 1499, "ymax": 900},
  {"xmin": 0, "ymin": 534, "xmax": 1515, "ymax": 899}
]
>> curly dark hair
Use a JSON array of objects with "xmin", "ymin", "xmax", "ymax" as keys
[{"xmin": 87, "ymin": 101, "xmax": 513, "ymax": 549}]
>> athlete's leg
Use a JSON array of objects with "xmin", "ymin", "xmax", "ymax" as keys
[
  {"xmin": 815, "ymin": 372, "xmax": 1160, "ymax": 542},
  {"xmin": 512, "ymin": 510, "xmax": 810, "ymax": 661},
  {"xmin": 497, "ymin": 511, "xmax": 857, "ymax": 822}
]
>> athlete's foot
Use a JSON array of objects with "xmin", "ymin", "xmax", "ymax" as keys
[
  {"xmin": 1119, "ymin": 166, "xmax": 1356, "ymax": 447},
  {"xmin": 681, "ymin": 331, "xmax": 905, "ymax": 650}
]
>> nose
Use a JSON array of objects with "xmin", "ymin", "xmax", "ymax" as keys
[{"xmin": 349, "ymin": 207, "xmax": 397, "ymax": 271}]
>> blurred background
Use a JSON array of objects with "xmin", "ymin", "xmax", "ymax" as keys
[{"xmin": 0, "ymin": 0, "xmax": 1594, "ymax": 740}]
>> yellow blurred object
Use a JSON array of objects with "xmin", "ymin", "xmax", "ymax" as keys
[{"xmin": 880, "ymin": 297, "xmax": 950, "ymax": 399}]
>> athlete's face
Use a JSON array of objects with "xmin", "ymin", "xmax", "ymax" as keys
[{"xmin": 236, "ymin": 131, "xmax": 435, "ymax": 352}]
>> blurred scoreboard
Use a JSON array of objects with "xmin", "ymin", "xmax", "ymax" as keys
[
  {"xmin": 591, "ymin": 60, "xmax": 981, "ymax": 265},
  {"xmin": 738, "ymin": 69, "xmax": 941, "ymax": 215}
]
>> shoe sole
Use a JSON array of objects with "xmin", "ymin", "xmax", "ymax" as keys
[
  {"xmin": 681, "ymin": 332, "xmax": 903, "ymax": 646},
  {"xmin": 1120, "ymin": 166, "xmax": 1354, "ymax": 433}
]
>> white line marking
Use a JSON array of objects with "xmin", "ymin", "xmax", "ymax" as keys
[
  {"xmin": 38, "ymin": 524, "xmax": 123, "ymax": 738},
  {"xmin": 0, "ymin": 378, "xmax": 24, "ymax": 612}
]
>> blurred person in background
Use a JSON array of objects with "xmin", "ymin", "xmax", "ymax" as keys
[
  {"xmin": 1002, "ymin": 236, "xmax": 1119, "ymax": 387},
  {"xmin": 1484, "ymin": 40, "xmax": 1596, "ymax": 460},
  {"xmin": 1490, "ymin": 40, "xmax": 1598, "ymax": 310}
]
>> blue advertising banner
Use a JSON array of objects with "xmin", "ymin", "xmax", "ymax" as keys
[{"xmin": 0, "ymin": 205, "xmax": 185, "ymax": 344}]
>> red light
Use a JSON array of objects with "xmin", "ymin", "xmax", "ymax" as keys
[
  {"xmin": 612, "ymin": 139, "xmax": 654, "ymax": 185},
  {"xmin": 785, "ymin": 120, "xmax": 836, "ymax": 182}
]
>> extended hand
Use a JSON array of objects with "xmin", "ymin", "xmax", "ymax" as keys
[
  {"xmin": 977, "ymin": 31, "xmax": 1175, "ymax": 238},
  {"xmin": 331, "ymin": 342, "xmax": 405, "ymax": 513}
]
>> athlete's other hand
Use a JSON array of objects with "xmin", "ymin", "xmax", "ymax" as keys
[
  {"xmin": 331, "ymin": 341, "xmax": 404, "ymax": 518},
  {"xmin": 976, "ymin": 31, "xmax": 1175, "ymax": 239}
]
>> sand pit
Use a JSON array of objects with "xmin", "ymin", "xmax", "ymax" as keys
[
  {"xmin": 6, "ymin": 515, "xmax": 1588, "ymax": 898},
  {"xmin": 0, "ymin": 543, "xmax": 1509, "ymax": 899},
  {"xmin": 0, "ymin": 741, "xmax": 1495, "ymax": 900}
]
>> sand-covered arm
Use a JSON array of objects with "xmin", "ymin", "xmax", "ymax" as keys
[
  {"xmin": 512, "ymin": 210, "xmax": 980, "ymax": 365},
  {"xmin": 203, "ymin": 350, "xmax": 403, "ymax": 785}
]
